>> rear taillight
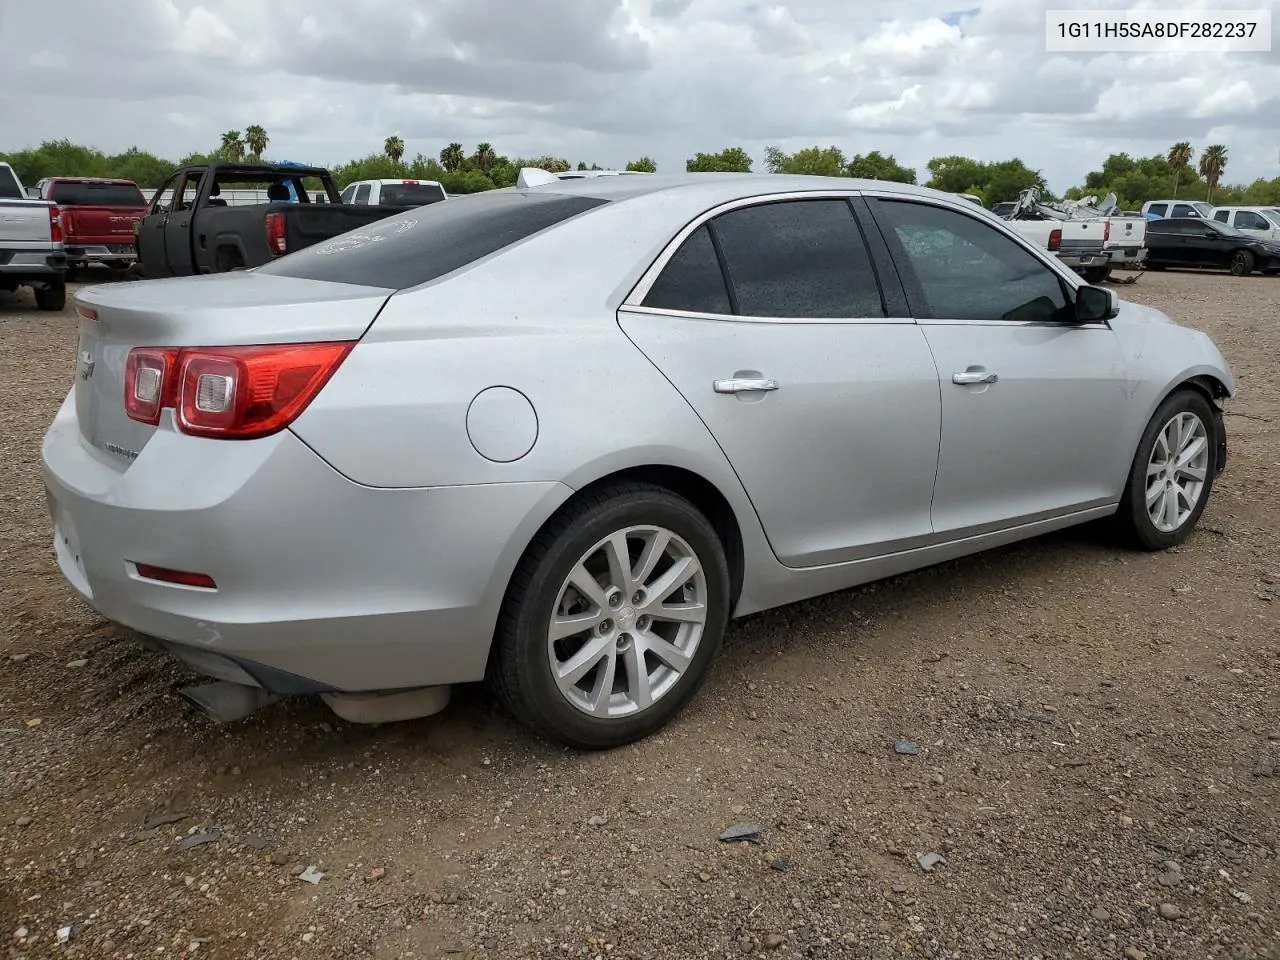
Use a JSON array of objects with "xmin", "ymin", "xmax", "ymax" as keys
[
  {"xmin": 123, "ymin": 342, "xmax": 353, "ymax": 439},
  {"xmin": 1048, "ymin": 228, "xmax": 1062, "ymax": 252},
  {"xmin": 49, "ymin": 205, "xmax": 63, "ymax": 243},
  {"xmin": 1103, "ymin": 220, "xmax": 1111, "ymax": 242},
  {"xmin": 265, "ymin": 211, "xmax": 286, "ymax": 255}
]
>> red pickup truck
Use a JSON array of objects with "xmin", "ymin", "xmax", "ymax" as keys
[{"xmin": 34, "ymin": 177, "xmax": 147, "ymax": 278}]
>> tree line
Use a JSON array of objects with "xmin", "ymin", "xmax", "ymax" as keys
[{"xmin": 3, "ymin": 134, "xmax": 1277, "ymax": 209}]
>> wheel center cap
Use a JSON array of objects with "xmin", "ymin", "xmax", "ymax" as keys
[{"xmin": 615, "ymin": 605, "xmax": 638, "ymax": 631}]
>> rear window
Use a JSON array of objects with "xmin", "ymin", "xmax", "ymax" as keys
[
  {"xmin": 380, "ymin": 183, "xmax": 446, "ymax": 206},
  {"xmin": 256, "ymin": 191, "xmax": 609, "ymax": 289},
  {"xmin": 48, "ymin": 181, "xmax": 146, "ymax": 206}
]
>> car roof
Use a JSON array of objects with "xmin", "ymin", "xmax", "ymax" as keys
[{"xmin": 515, "ymin": 172, "xmax": 960, "ymax": 208}]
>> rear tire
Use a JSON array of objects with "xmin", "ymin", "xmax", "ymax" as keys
[
  {"xmin": 1114, "ymin": 390, "xmax": 1218, "ymax": 551},
  {"xmin": 1229, "ymin": 250, "xmax": 1254, "ymax": 277},
  {"xmin": 490, "ymin": 482, "xmax": 731, "ymax": 750},
  {"xmin": 34, "ymin": 282, "xmax": 66, "ymax": 312}
]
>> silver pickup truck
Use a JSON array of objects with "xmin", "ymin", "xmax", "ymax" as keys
[{"xmin": 1, "ymin": 162, "xmax": 68, "ymax": 311}]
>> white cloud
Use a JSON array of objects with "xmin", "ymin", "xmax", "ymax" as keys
[{"xmin": 0, "ymin": 0, "xmax": 1277, "ymax": 190}]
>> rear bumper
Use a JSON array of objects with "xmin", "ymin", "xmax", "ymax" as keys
[
  {"xmin": 65, "ymin": 243, "xmax": 136, "ymax": 264},
  {"xmin": 1057, "ymin": 251, "xmax": 1109, "ymax": 268},
  {"xmin": 0, "ymin": 247, "xmax": 67, "ymax": 279},
  {"xmin": 41, "ymin": 393, "xmax": 571, "ymax": 692},
  {"xmin": 1106, "ymin": 247, "xmax": 1148, "ymax": 266}
]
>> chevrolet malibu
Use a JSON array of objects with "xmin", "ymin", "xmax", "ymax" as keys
[{"xmin": 42, "ymin": 173, "xmax": 1234, "ymax": 749}]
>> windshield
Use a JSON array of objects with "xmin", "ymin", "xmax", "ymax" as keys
[
  {"xmin": 379, "ymin": 183, "xmax": 446, "ymax": 206},
  {"xmin": 48, "ymin": 181, "xmax": 146, "ymax": 206},
  {"xmin": 1191, "ymin": 202, "xmax": 1216, "ymax": 218}
]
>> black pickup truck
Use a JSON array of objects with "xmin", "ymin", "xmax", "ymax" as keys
[{"xmin": 133, "ymin": 162, "xmax": 405, "ymax": 279}]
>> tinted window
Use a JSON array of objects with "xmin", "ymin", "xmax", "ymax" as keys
[
  {"xmin": 1213, "ymin": 210, "xmax": 1229, "ymax": 223},
  {"xmin": 257, "ymin": 192, "xmax": 608, "ymax": 289},
  {"xmin": 354, "ymin": 183, "xmax": 371, "ymax": 204},
  {"xmin": 1146, "ymin": 219, "xmax": 1181, "ymax": 235},
  {"xmin": 1172, "ymin": 204, "xmax": 1199, "ymax": 218},
  {"xmin": 379, "ymin": 183, "xmax": 446, "ymax": 206},
  {"xmin": 643, "ymin": 225, "xmax": 731, "ymax": 314},
  {"xmin": 709, "ymin": 199, "xmax": 884, "ymax": 318},
  {"xmin": 1148, "ymin": 203, "xmax": 1168, "ymax": 216},
  {"xmin": 48, "ymin": 181, "xmax": 146, "ymax": 206},
  {"xmin": 340, "ymin": 184, "xmax": 356, "ymax": 203},
  {"xmin": 1235, "ymin": 211, "xmax": 1269, "ymax": 230},
  {"xmin": 874, "ymin": 199, "xmax": 1070, "ymax": 323},
  {"xmin": 0, "ymin": 165, "xmax": 21, "ymax": 199}
]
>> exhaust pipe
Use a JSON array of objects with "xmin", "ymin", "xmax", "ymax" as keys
[{"xmin": 180, "ymin": 681, "xmax": 281, "ymax": 724}]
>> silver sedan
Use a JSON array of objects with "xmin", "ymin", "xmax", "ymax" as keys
[{"xmin": 41, "ymin": 173, "xmax": 1234, "ymax": 748}]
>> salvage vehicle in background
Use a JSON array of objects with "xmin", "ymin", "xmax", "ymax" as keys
[
  {"xmin": 999, "ymin": 188, "xmax": 1147, "ymax": 283},
  {"xmin": 44, "ymin": 172, "xmax": 1234, "ymax": 749},
  {"xmin": 0, "ymin": 161, "xmax": 68, "ymax": 310},
  {"xmin": 340, "ymin": 179, "xmax": 449, "ymax": 207},
  {"xmin": 1143, "ymin": 216, "xmax": 1280, "ymax": 276},
  {"xmin": 134, "ymin": 162, "xmax": 406, "ymax": 278},
  {"xmin": 34, "ymin": 177, "xmax": 147, "ymax": 279}
]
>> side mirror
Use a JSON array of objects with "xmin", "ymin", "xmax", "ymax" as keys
[{"xmin": 1076, "ymin": 284, "xmax": 1119, "ymax": 323}]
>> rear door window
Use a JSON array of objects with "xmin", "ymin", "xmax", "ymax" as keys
[
  {"xmin": 708, "ymin": 199, "xmax": 885, "ymax": 318},
  {"xmin": 1147, "ymin": 203, "xmax": 1168, "ymax": 217},
  {"xmin": 1213, "ymin": 210, "xmax": 1230, "ymax": 223},
  {"xmin": 1234, "ymin": 211, "xmax": 1269, "ymax": 230},
  {"xmin": 256, "ymin": 192, "xmax": 609, "ymax": 289},
  {"xmin": 642, "ymin": 225, "xmax": 732, "ymax": 315},
  {"xmin": 354, "ymin": 184, "xmax": 371, "ymax": 204}
]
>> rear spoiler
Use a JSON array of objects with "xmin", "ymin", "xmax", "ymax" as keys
[{"xmin": 516, "ymin": 167, "xmax": 560, "ymax": 188}]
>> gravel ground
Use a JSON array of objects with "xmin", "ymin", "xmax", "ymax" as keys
[{"xmin": 1, "ymin": 268, "xmax": 1277, "ymax": 960}]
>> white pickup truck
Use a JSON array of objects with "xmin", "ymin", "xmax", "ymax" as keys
[
  {"xmin": 339, "ymin": 179, "xmax": 449, "ymax": 207},
  {"xmin": 989, "ymin": 189, "xmax": 1147, "ymax": 282},
  {"xmin": 0, "ymin": 162, "xmax": 68, "ymax": 310}
]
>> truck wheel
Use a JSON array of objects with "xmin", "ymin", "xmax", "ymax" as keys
[
  {"xmin": 1229, "ymin": 250, "xmax": 1254, "ymax": 277},
  {"xmin": 35, "ymin": 282, "xmax": 67, "ymax": 312},
  {"xmin": 1080, "ymin": 266, "xmax": 1110, "ymax": 284}
]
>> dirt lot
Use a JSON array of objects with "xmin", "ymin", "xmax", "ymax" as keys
[{"xmin": 1, "ymin": 269, "xmax": 1277, "ymax": 960}]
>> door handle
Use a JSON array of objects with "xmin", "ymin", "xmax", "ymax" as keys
[
  {"xmin": 952, "ymin": 370, "xmax": 998, "ymax": 385},
  {"xmin": 714, "ymin": 378, "xmax": 779, "ymax": 394}
]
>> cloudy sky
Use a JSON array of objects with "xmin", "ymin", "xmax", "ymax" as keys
[{"xmin": 1, "ymin": 0, "xmax": 1277, "ymax": 191}]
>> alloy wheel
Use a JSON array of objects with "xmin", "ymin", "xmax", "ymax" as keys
[
  {"xmin": 547, "ymin": 525, "xmax": 707, "ymax": 718},
  {"xmin": 1146, "ymin": 411, "xmax": 1210, "ymax": 533}
]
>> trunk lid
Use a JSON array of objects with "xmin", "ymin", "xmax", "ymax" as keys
[{"xmin": 72, "ymin": 271, "xmax": 393, "ymax": 470}]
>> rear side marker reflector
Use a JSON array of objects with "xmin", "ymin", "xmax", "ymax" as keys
[
  {"xmin": 133, "ymin": 563, "xmax": 217, "ymax": 589},
  {"xmin": 124, "ymin": 341, "xmax": 354, "ymax": 439},
  {"xmin": 75, "ymin": 306, "xmax": 98, "ymax": 321}
]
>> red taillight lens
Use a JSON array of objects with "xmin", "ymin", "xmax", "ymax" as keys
[
  {"xmin": 1048, "ymin": 228, "xmax": 1062, "ymax": 251},
  {"xmin": 49, "ymin": 205, "xmax": 63, "ymax": 243},
  {"xmin": 124, "ymin": 348, "xmax": 179, "ymax": 425},
  {"xmin": 123, "ymin": 342, "xmax": 353, "ymax": 439},
  {"xmin": 265, "ymin": 211, "xmax": 286, "ymax": 255},
  {"xmin": 133, "ymin": 563, "xmax": 217, "ymax": 589},
  {"xmin": 1103, "ymin": 220, "xmax": 1111, "ymax": 242}
]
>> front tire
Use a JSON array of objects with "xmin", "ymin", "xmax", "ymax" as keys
[
  {"xmin": 1115, "ymin": 390, "xmax": 1218, "ymax": 550},
  {"xmin": 1229, "ymin": 250, "xmax": 1254, "ymax": 277},
  {"xmin": 491, "ymin": 482, "xmax": 731, "ymax": 749}
]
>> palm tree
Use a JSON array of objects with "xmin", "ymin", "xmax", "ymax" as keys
[
  {"xmin": 474, "ymin": 142, "xmax": 495, "ymax": 173},
  {"xmin": 244, "ymin": 125, "xmax": 269, "ymax": 161},
  {"xmin": 384, "ymin": 135, "xmax": 405, "ymax": 163},
  {"xmin": 440, "ymin": 142, "xmax": 465, "ymax": 172},
  {"xmin": 220, "ymin": 130, "xmax": 244, "ymax": 161},
  {"xmin": 1167, "ymin": 141, "xmax": 1192, "ymax": 198},
  {"xmin": 1198, "ymin": 145, "xmax": 1228, "ymax": 202}
]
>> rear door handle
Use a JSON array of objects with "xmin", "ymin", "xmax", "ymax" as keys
[
  {"xmin": 952, "ymin": 370, "xmax": 998, "ymax": 385},
  {"xmin": 714, "ymin": 378, "xmax": 779, "ymax": 394}
]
